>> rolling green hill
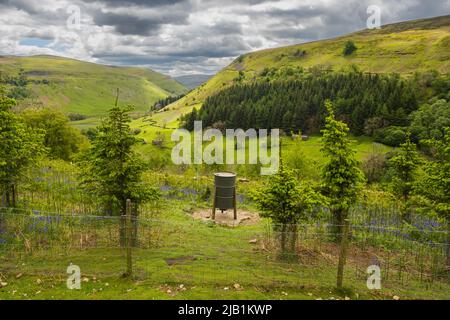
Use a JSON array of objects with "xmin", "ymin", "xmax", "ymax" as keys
[
  {"xmin": 161, "ymin": 15, "xmax": 450, "ymax": 125},
  {"xmin": 0, "ymin": 55, "xmax": 187, "ymax": 128}
]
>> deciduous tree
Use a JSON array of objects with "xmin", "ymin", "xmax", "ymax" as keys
[
  {"xmin": 0, "ymin": 89, "xmax": 44, "ymax": 207},
  {"xmin": 22, "ymin": 108, "xmax": 88, "ymax": 161},
  {"xmin": 320, "ymin": 100, "xmax": 364, "ymax": 289}
]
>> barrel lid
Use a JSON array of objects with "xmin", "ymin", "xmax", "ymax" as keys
[{"xmin": 214, "ymin": 172, "xmax": 236, "ymax": 178}]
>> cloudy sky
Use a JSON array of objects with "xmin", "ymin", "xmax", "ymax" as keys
[{"xmin": 0, "ymin": 0, "xmax": 449, "ymax": 76}]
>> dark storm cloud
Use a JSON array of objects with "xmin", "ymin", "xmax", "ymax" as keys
[
  {"xmin": 93, "ymin": 10, "xmax": 188, "ymax": 35},
  {"xmin": 80, "ymin": 0, "xmax": 187, "ymax": 7},
  {"xmin": 0, "ymin": 0, "xmax": 41, "ymax": 14}
]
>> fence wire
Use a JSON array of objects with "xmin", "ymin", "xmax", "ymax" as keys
[{"xmin": 0, "ymin": 207, "xmax": 448, "ymax": 297}]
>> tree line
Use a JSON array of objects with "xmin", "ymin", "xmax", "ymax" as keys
[
  {"xmin": 182, "ymin": 71, "xmax": 450, "ymax": 147},
  {"xmin": 151, "ymin": 94, "xmax": 185, "ymax": 111}
]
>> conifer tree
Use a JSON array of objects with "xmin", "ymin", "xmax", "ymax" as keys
[
  {"xmin": 389, "ymin": 133, "xmax": 421, "ymax": 221},
  {"xmin": 79, "ymin": 106, "xmax": 159, "ymax": 245}
]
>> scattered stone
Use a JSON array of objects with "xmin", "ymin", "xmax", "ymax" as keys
[
  {"xmin": 16, "ymin": 273, "xmax": 23, "ymax": 279},
  {"xmin": 249, "ymin": 239, "xmax": 258, "ymax": 244},
  {"xmin": 36, "ymin": 279, "xmax": 42, "ymax": 285},
  {"xmin": 224, "ymin": 287, "xmax": 229, "ymax": 291},
  {"xmin": 233, "ymin": 283, "xmax": 242, "ymax": 291},
  {"xmin": 393, "ymin": 295, "xmax": 400, "ymax": 300},
  {"xmin": 82, "ymin": 277, "xmax": 89, "ymax": 283},
  {"xmin": 345, "ymin": 296, "xmax": 351, "ymax": 300},
  {"xmin": 0, "ymin": 282, "xmax": 7, "ymax": 288},
  {"xmin": 192, "ymin": 209, "xmax": 260, "ymax": 227},
  {"xmin": 307, "ymin": 293, "xmax": 313, "ymax": 296}
]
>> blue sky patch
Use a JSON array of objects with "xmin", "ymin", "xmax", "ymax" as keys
[{"xmin": 19, "ymin": 37, "xmax": 53, "ymax": 47}]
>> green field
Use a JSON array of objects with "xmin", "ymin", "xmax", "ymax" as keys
[{"xmin": 130, "ymin": 115, "xmax": 391, "ymax": 174}]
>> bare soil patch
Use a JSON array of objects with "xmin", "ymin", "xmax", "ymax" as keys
[{"xmin": 192, "ymin": 209, "xmax": 260, "ymax": 227}]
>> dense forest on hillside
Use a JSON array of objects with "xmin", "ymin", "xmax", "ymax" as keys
[
  {"xmin": 151, "ymin": 94, "xmax": 186, "ymax": 111},
  {"xmin": 182, "ymin": 70, "xmax": 450, "ymax": 146}
]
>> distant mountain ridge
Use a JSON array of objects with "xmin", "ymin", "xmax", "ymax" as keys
[{"xmin": 175, "ymin": 74, "xmax": 213, "ymax": 90}]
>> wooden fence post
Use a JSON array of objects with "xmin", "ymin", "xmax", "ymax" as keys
[
  {"xmin": 337, "ymin": 219, "xmax": 350, "ymax": 289},
  {"xmin": 124, "ymin": 199, "xmax": 133, "ymax": 277}
]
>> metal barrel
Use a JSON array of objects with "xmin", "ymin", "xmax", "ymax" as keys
[{"xmin": 214, "ymin": 172, "xmax": 236, "ymax": 210}]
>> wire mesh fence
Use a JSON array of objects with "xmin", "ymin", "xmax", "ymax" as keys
[{"xmin": 0, "ymin": 206, "xmax": 448, "ymax": 297}]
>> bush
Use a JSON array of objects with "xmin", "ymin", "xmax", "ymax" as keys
[
  {"xmin": 374, "ymin": 126, "xmax": 407, "ymax": 147},
  {"xmin": 82, "ymin": 127, "xmax": 98, "ymax": 141},
  {"xmin": 343, "ymin": 41, "xmax": 357, "ymax": 56},
  {"xmin": 68, "ymin": 113, "xmax": 87, "ymax": 121}
]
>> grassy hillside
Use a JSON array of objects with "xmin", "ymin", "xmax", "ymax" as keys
[
  {"xmin": 161, "ymin": 15, "xmax": 450, "ymax": 126},
  {"xmin": 0, "ymin": 55, "xmax": 187, "ymax": 126}
]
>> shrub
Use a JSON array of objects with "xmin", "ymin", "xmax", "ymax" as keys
[
  {"xmin": 343, "ymin": 41, "xmax": 357, "ymax": 56},
  {"xmin": 374, "ymin": 126, "xmax": 407, "ymax": 147},
  {"xmin": 68, "ymin": 113, "xmax": 87, "ymax": 121}
]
